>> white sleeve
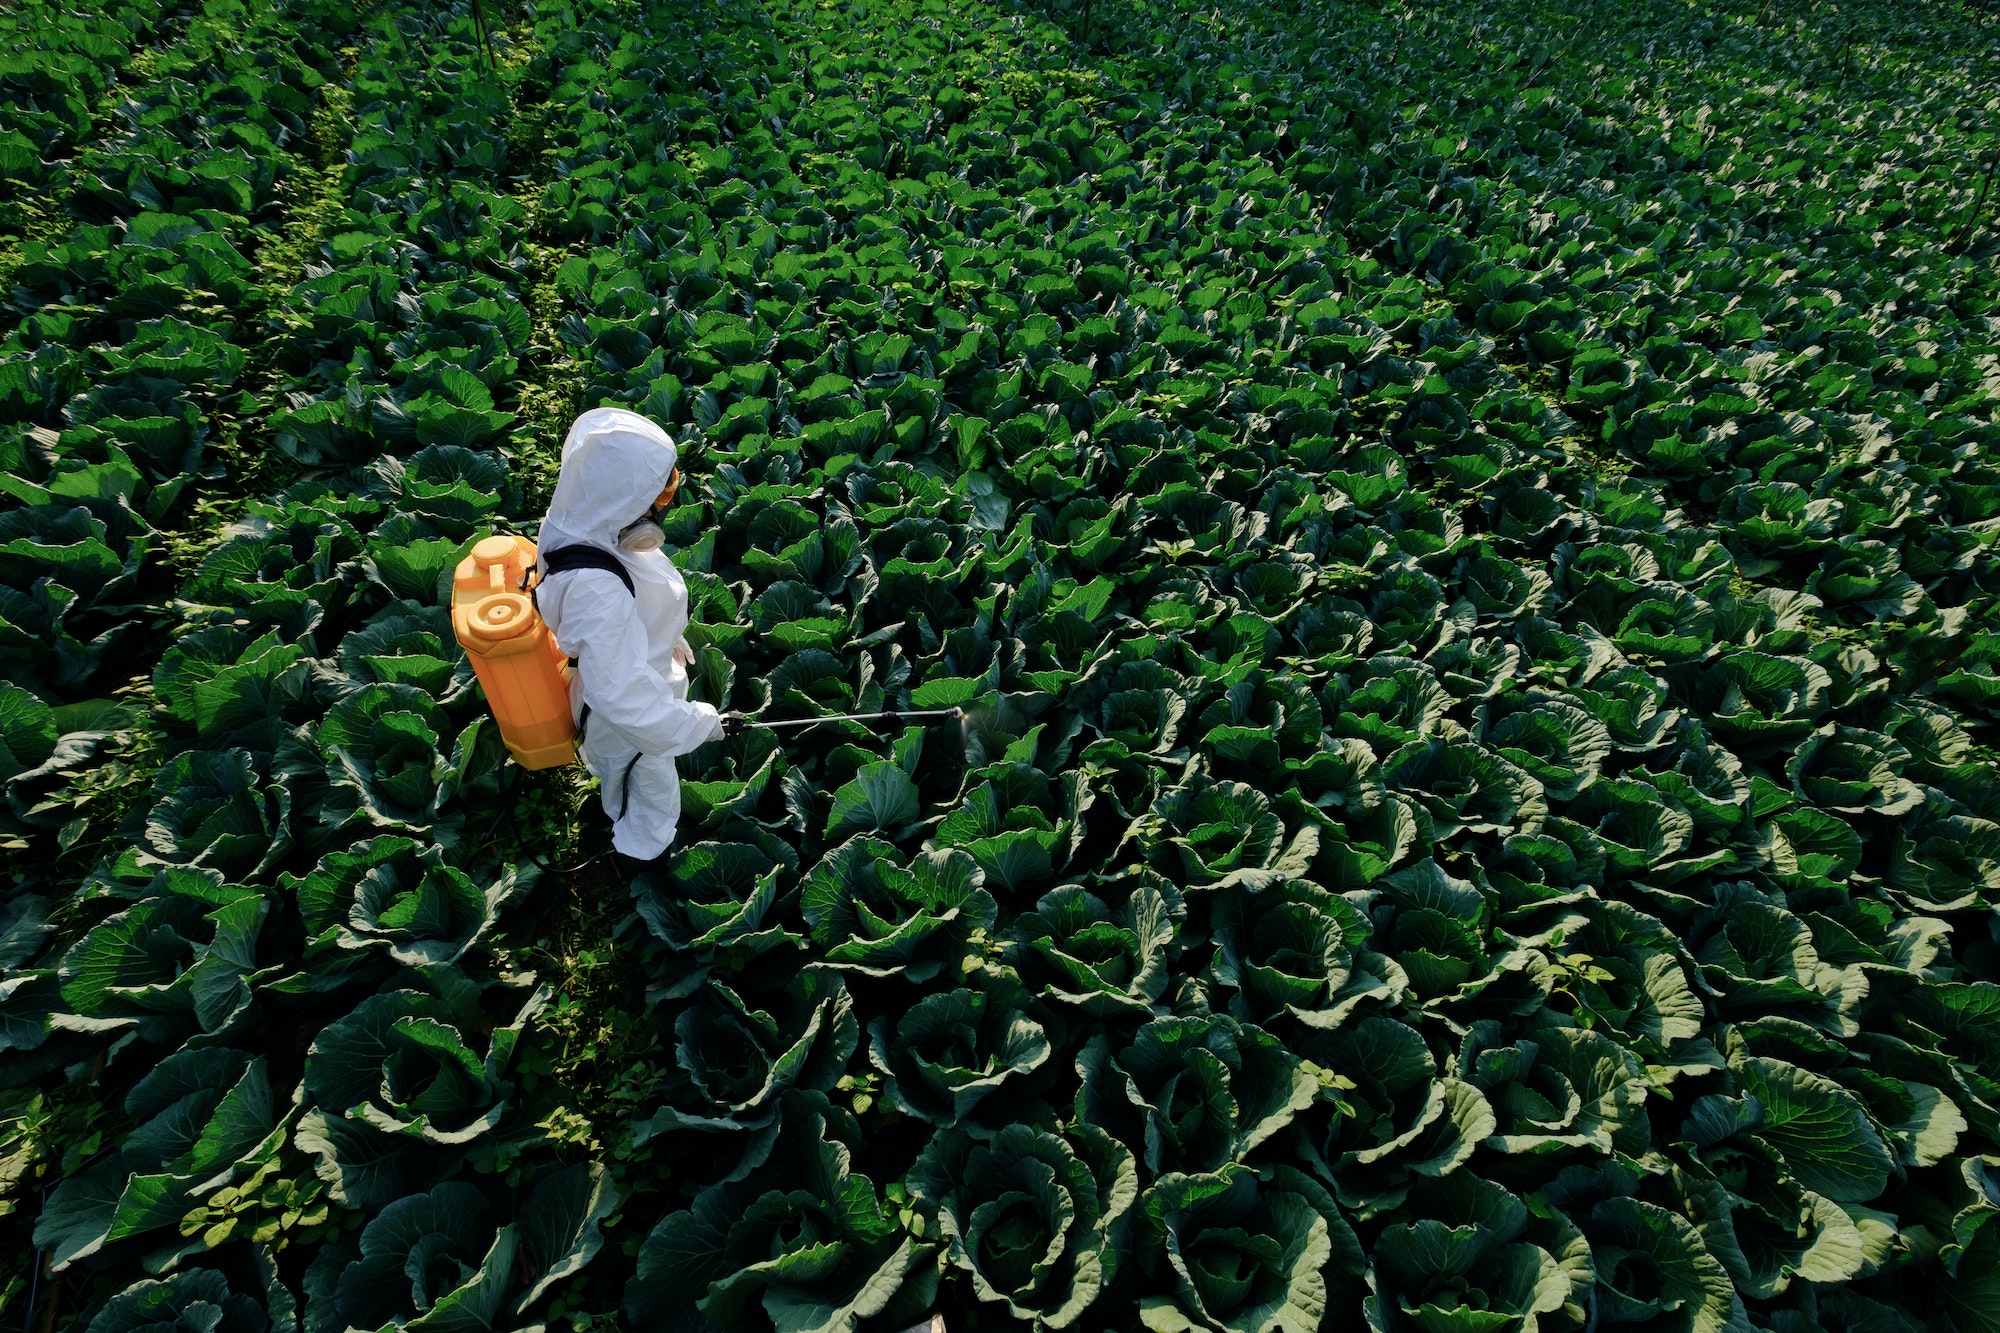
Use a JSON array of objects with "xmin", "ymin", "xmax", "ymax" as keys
[{"xmin": 556, "ymin": 573, "xmax": 724, "ymax": 756}]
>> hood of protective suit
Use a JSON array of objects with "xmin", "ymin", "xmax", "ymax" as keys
[{"xmin": 537, "ymin": 407, "xmax": 678, "ymax": 553}]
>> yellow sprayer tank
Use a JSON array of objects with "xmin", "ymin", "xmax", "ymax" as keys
[{"xmin": 451, "ymin": 534, "xmax": 577, "ymax": 770}]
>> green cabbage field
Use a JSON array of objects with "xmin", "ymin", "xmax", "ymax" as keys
[{"xmin": 5, "ymin": 0, "xmax": 2000, "ymax": 1326}]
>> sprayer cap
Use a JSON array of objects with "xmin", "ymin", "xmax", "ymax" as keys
[
  {"xmin": 473, "ymin": 535, "xmax": 519, "ymax": 565},
  {"xmin": 468, "ymin": 591, "xmax": 535, "ymax": 643}
]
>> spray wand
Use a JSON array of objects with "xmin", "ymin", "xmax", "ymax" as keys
[{"xmin": 725, "ymin": 706, "xmax": 967, "ymax": 736}]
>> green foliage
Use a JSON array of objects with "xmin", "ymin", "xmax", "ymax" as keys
[{"xmin": 10, "ymin": 0, "xmax": 2000, "ymax": 1327}]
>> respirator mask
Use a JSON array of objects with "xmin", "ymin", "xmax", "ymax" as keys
[{"xmin": 616, "ymin": 466, "xmax": 681, "ymax": 553}]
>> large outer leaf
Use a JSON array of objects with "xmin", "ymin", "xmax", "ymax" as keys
[
  {"xmin": 35, "ymin": 1049, "xmax": 279, "ymax": 1270},
  {"xmin": 514, "ymin": 1163, "xmax": 621, "ymax": 1311},
  {"xmin": 824, "ymin": 760, "xmax": 922, "ymax": 840},
  {"xmin": 1730, "ymin": 1056, "xmax": 1895, "ymax": 1204},
  {"xmin": 82, "ymin": 1264, "xmax": 281, "ymax": 1333}
]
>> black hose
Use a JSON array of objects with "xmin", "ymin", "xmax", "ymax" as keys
[
  {"xmin": 476, "ymin": 758, "xmax": 524, "ymax": 848},
  {"xmin": 22, "ymin": 1204, "xmax": 43, "ymax": 1333},
  {"xmin": 554, "ymin": 842, "xmax": 615, "ymax": 875}
]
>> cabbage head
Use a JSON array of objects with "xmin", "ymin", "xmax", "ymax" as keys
[
  {"xmin": 1005, "ymin": 875, "xmax": 1180, "ymax": 1016},
  {"xmin": 1137, "ymin": 1163, "xmax": 1364, "ymax": 1333},
  {"xmin": 1208, "ymin": 876, "xmax": 1404, "ymax": 1030},
  {"xmin": 306, "ymin": 1167, "xmax": 616, "ymax": 1333},
  {"xmin": 909, "ymin": 1122, "xmax": 1138, "ymax": 1329},
  {"xmin": 56, "ymin": 868, "xmax": 272, "ymax": 1046},
  {"xmin": 633, "ymin": 837, "xmax": 799, "ymax": 967},
  {"xmin": 1141, "ymin": 777, "xmax": 1293, "ymax": 887},
  {"xmin": 800, "ymin": 837, "xmax": 995, "ymax": 981},
  {"xmin": 1539, "ymin": 1159, "xmax": 1750, "ymax": 1332},
  {"xmin": 626, "ymin": 1096, "xmax": 936, "ymax": 1333},
  {"xmin": 1297, "ymin": 1016, "xmax": 1494, "ymax": 1219},
  {"xmin": 82, "ymin": 1256, "xmax": 292, "ymax": 1333},
  {"xmin": 1458, "ymin": 1018, "xmax": 1650, "ymax": 1154},
  {"xmin": 296, "ymin": 979, "xmax": 544, "ymax": 1209},
  {"xmin": 1364, "ymin": 1173, "xmax": 1592, "ymax": 1333},
  {"xmin": 631, "ymin": 966, "xmax": 857, "ymax": 1177},
  {"xmin": 867, "ymin": 985, "xmax": 1052, "ymax": 1127},
  {"xmin": 1078, "ymin": 1013, "xmax": 1316, "ymax": 1175}
]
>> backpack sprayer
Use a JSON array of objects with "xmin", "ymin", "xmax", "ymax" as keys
[
  {"xmin": 451, "ymin": 535, "xmax": 579, "ymax": 769},
  {"xmin": 451, "ymin": 534, "xmax": 970, "ymax": 767}
]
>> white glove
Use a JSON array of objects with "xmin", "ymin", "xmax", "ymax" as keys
[{"xmin": 673, "ymin": 638, "xmax": 696, "ymax": 667}]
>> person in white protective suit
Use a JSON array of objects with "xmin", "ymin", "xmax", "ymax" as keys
[{"xmin": 534, "ymin": 408, "xmax": 736, "ymax": 867}]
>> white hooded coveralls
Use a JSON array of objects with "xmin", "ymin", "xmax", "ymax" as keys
[{"xmin": 534, "ymin": 408, "xmax": 724, "ymax": 860}]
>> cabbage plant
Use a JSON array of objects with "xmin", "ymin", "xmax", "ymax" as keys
[
  {"xmin": 799, "ymin": 837, "xmax": 995, "ymax": 981},
  {"xmin": 909, "ymin": 1122, "xmax": 1137, "ymax": 1329},
  {"xmin": 626, "ymin": 1099, "xmax": 936, "ymax": 1333},
  {"xmin": 56, "ymin": 868, "xmax": 273, "ymax": 1046},
  {"xmin": 1137, "ymin": 1164, "xmax": 1364, "ymax": 1333},
  {"xmin": 1208, "ymin": 876, "xmax": 1404, "ymax": 1030},
  {"xmin": 1364, "ymin": 1174, "xmax": 1592, "ymax": 1333},
  {"xmin": 82, "ymin": 1257, "xmax": 293, "ymax": 1333},
  {"xmin": 296, "ymin": 978, "xmax": 544, "ymax": 1208},
  {"xmin": 36, "ymin": 1048, "xmax": 281, "ymax": 1269},
  {"xmin": 867, "ymin": 985, "xmax": 1052, "ymax": 1126},
  {"xmin": 306, "ymin": 1168, "xmax": 615, "ymax": 1333},
  {"xmin": 1079, "ymin": 1014, "xmax": 1316, "ymax": 1175},
  {"xmin": 1006, "ymin": 876, "xmax": 1180, "ymax": 1016},
  {"xmin": 631, "ymin": 837, "xmax": 801, "ymax": 970},
  {"xmin": 631, "ymin": 967, "xmax": 857, "ymax": 1175}
]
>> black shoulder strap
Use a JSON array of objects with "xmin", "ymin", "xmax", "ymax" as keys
[
  {"xmin": 525, "ymin": 545, "xmax": 636, "ymax": 762},
  {"xmin": 533, "ymin": 544, "xmax": 636, "ymax": 597}
]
